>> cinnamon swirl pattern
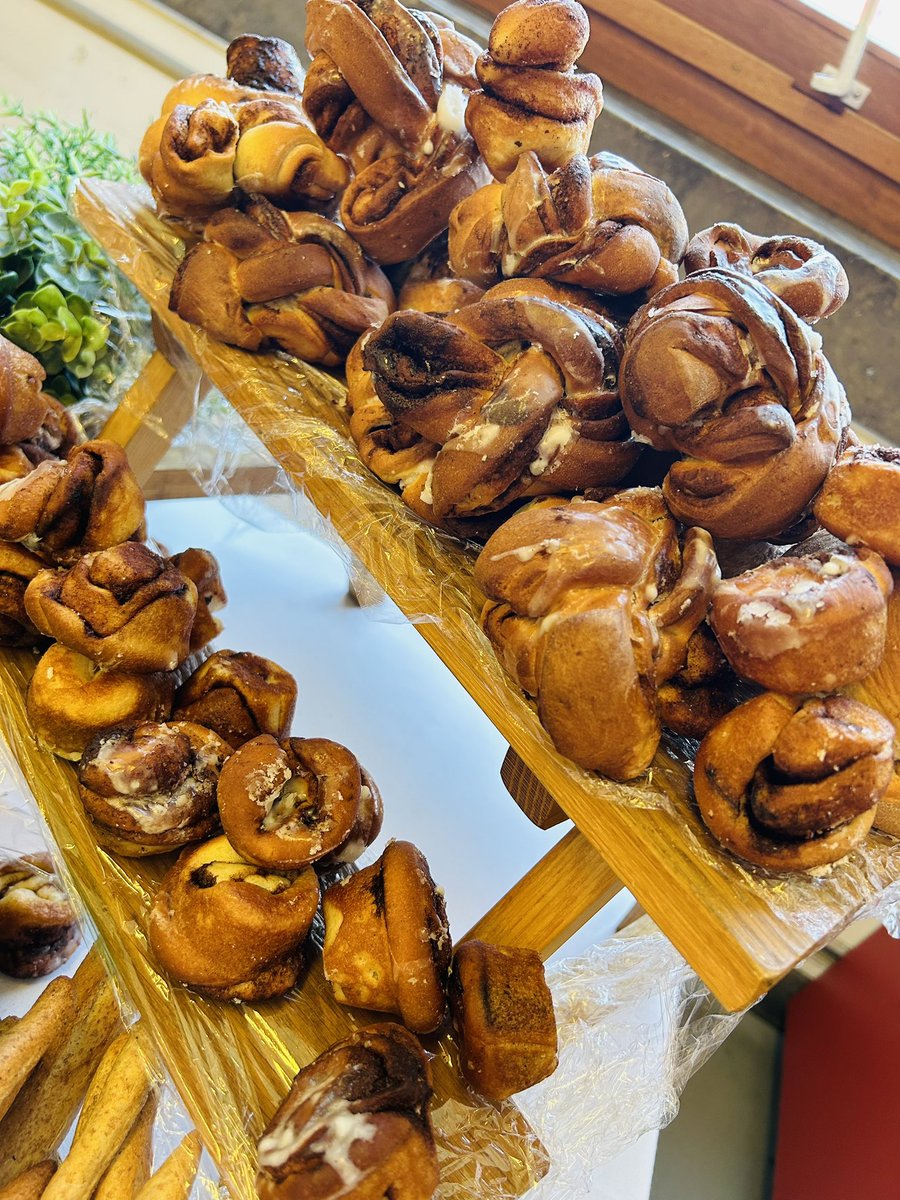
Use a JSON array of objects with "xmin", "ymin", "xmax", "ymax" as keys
[{"xmin": 173, "ymin": 649, "xmax": 297, "ymax": 749}]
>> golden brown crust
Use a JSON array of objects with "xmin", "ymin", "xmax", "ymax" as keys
[
  {"xmin": 0, "ymin": 855, "xmax": 80, "ymax": 978},
  {"xmin": 694, "ymin": 693, "xmax": 894, "ymax": 870},
  {"xmin": 0, "ymin": 1160, "xmax": 58, "ymax": 1200},
  {"xmin": 657, "ymin": 623, "xmax": 735, "ymax": 739},
  {"xmin": 397, "ymin": 234, "xmax": 485, "ymax": 315},
  {"xmin": 26, "ymin": 644, "xmax": 175, "ymax": 761},
  {"xmin": 24, "ymin": 543, "xmax": 198, "ymax": 673},
  {"xmin": 0, "ymin": 540, "xmax": 45, "ymax": 647},
  {"xmin": 710, "ymin": 548, "xmax": 893, "ymax": 693},
  {"xmin": 148, "ymin": 834, "xmax": 320, "ymax": 1001},
  {"xmin": 256, "ymin": 1023, "xmax": 438, "ymax": 1200},
  {"xmin": 619, "ymin": 269, "xmax": 849, "ymax": 540},
  {"xmin": 217, "ymin": 733, "xmax": 382, "ymax": 868},
  {"xmin": 814, "ymin": 444, "xmax": 900, "ymax": 567},
  {"xmin": 169, "ymin": 547, "xmax": 227, "ymax": 652},
  {"xmin": 172, "ymin": 648, "xmax": 297, "ymax": 749},
  {"xmin": 78, "ymin": 721, "xmax": 230, "ymax": 856},
  {"xmin": 0, "ymin": 439, "xmax": 145, "ymax": 564},
  {"xmin": 475, "ymin": 490, "xmax": 719, "ymax": 777},
  {"xmin": 684, "ymin": 223, "xmax": 848, "ymax": 322},
  {"xmin": 322, "ymin": 840, "xmax": 451, "ymax": 1034},
  {"xmin": 449, "ymin": 151, "xmax": 687, "ymax": 294},
  {"xmin": 449, "ymin": 939, "xmax": 557, "ymax": 1101},
  {"xmin": 0, "ymin": 336, "xmax": 48, "ymax": 446}
]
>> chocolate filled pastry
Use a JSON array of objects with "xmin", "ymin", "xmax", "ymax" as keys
[
  {"xmin": 24, "ymin": 543, "xmax": 198, "ymax": 673},
  {"xmin": 814, "ymin": 443, "xmax": 900, "ymax": 567},
  {"xmin": 217, "ymin": 734, "xmax": 382, "ymax": 869},
  {"xmin": 78, "ymin": 721, "xmax": 231, "ymax": 856},
  {"xmin": 449, "ymin": 939, "xmax": 557, "ymax": 1101},
  {"xmin": 619, "ymin": 269, "xmax": 849, "ymax": 541},
  {"xmin": 173, "ymin": 649, "xmax": 297, "ymax": 749},
  {"xmin": 169, "ymin": 197, "xmax": 394, "ymax": 365},
  {"xmin": 170, "ymin": 547, "xmax": 227, "ymax": 652},
  {"xmin": 26, "ymin": 643, "xmax": 175, "ymax": 760},
  {"xmin": 361, "ymin": 283, "xmax": 640, "ymax": 523},
  {"xmin": 0, "ymin": 854, "xmax": 80, "ymax": 978},
  {"xmin": 0, "ymin": 335, "xmax": 49, "ymax": 446},
  {"xmin": 694, "ymin": 693, "xmax": 895, "ymax": 871},
  {"xmin": 710, "ymin": 547, "xmax": 893, "ymax": 694},
  {"xmin": 684, "ymin": 224, "xmax": 849, "ymax": 323},
  {"xmin": 657, "ymin": 622, "xmax": 736, "ymax": 740},
  {"xmin": 0, "ymin": 540, "xmax": 45, "ymax": 647},
  {"xmin": 256, "ymin": 1023, "xmax": 438, "ymax": 1200},
  {"xmin": 148, "ymin": 833, "xmax": 320, "ymax": 1001},
  {"xmin": 450, "ymin": 151, "xmax": 688, "ymax": 296},
  {"xmin": 465, "ymin": 0, "xmax": 603, "ymax": 180},
  {"xmin": 0, "ymin": 438, "xmax": 145, "ymax": 563},
  {"xmin": 475, "ymin": 489, "xmax": 720, "ymax": 778},
  {"xmin": 322, "ymin": 840, "xmax": 451, "ymax": 1034}
]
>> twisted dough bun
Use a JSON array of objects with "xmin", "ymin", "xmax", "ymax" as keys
[
  {"xmin": 619, "ymin": 269, "xmax": 849, "ymax": 540},
  {"xmin": 465, "ymin": 0, "xmax": 602, "ymax": 180},
  {"xmin": 0, "ymin": 439, "xmax": 145, "ymax": 564},
  {"xmin": 217, "ymin": 733, "xmax": 382, "ymax": 868},
  {"xmin": 475, "ymin": 489, "xmax": 719, "ymax": 778},
  {"xmin": 148, "ymin": 833, "xmax": 320, "ymax": 1001},
  {"xmin": 814, "ymin": 443, "xmax": 900, "ymax": 567},
  {"xmin": 450, "ymin": 151, "xmax": 688, "ymax": 296},
  {"xmin": 78, "ymin": 721, "xmax": 230, "ymax": 856},
  {"xmin": 360, "ymin": 283, "xmax": 639, "ymax": 522},
  {"xmin": 173, "ymin": 649, "xmax": 297, "ymax": 749},
  {"xmin": 694, "ymin": 693, "xmax": 895, "ymax": 870},
  {"xmin": 657, "ymin": 622, "xmax": 736, "ymax": 740},
  {"xmin": 26, "ymin": 644, "xmax": 175, "ymax": 760},
  {"xmin": 0, "ymin": 335, "xmax": 48, "ymax": 446},
  {"xmin": 25, "ymin": 543, "xmax": 198, "ymax": 673},
  {"xmin": 449, "ymin": 940, "xmax": 557, "ymax": 1101},
  {"xmin": 0, "ymin": 541, "xmax": 45, "ymax": 647},
  {"xmin": 256, "ymin": 1023, "xmax": 438, "ymax": 1200},
  {"xmin": 323, "ymin": 840, "xmax": 451, "ymax": 1034},
  {"xmin": 169, "ymin": 547, "xmax": 226, "ymax": 652},
  {"xmin": 711, "ymin": 547, "xmax": 893, "ymax": 694},
  {"xmin": 0, "ymin": 855, "xmax": 79, "ymax": 978},
  {"xmin": 684, "ymin": 223, "xmax": 849, "ymax": 323},
  {"xmin": 169, "ymin": 197, "xmax": 394, "ymax": 365}
]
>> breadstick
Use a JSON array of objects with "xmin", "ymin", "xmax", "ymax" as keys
[
  {"xmin": 0, "ymin": 1161, "xmax": 57, "ymax": 1200},
  {"xmin": 0, "ymin": 956, "xmax": 119, "ymax": 1185},
  {"xmin": 134, "ymin": 1132, "xmax": 202, "ymax": 1200},
  {"xmin": 0, "ymin": 977, "xmax": 72, "ymax": 1122},
  {"xmin": 41, "ymin": 1031, "xmax": 152, "ymax": 1200},
  {"xmin": 93, "ymin": 1092, "xmax": 157, "ymax": 1200}
]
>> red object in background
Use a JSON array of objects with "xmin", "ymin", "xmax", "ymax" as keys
[{"xmin": 772, "ymin": 927, "xmax": 900, "ymax": 1199}]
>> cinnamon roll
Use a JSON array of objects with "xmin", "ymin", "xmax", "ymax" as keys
[
  {"xmin": 78, "ymin": 721, "xmax": 230, "ymax": 856},
  {"xmin": 24, "ymin": 543, "xmax": 198, "ymax": 673},
  {"xmin": 465, "ymin": 0, "xmax": 603, "ymax": 180},
  {"xmin": 170, "ymin": 547, "xmax": 227, "ymax": 652},
  {"xmin": 226, "ymin": 35, "xmax": 305, "ymax": 95},
  {"xmin": 0, "ymin": 335, "xmax": 48, "ymax": 446},
  {"xmin": 0, "ymin": 854, "xmax": 79, "ymax": 978},
  {"xmin": 217, "ymin": 734, "xmax": 382, "ymax": 869},
  {"xmin": 0, "ymin": 540, "xmax": 45, "ymax": 647},
  {"xmin": 173, "ymin": 649, "xmax": 297, "ymax": 749},
  {"xmin": 474, "ymin": 489, "xmax": 719, "ymax": 778},
  {"xmin": 449, "ymin": 939, "xmax": 557, "ymax": 1101},
  {"xmin": 0, "ymin": 439, "xmax": 145, "ymax": 564},
  {"xmin": 26, "ymin": 644, "xmax": 175, "ymax": 760},
  {"xmin": 256, "ymin": 1023, "xmax": 438, "ymax": 1200},
  {"xmin": 710, "ymin": 547, "xmax": 893, "ymax": 694},
  {"xmin": 684, "ymin": 224, "xmax": 848, "ymax": 322},
  {"xmin": 657, "ymin": 623, "xmax": 736, "ymax": 740},
  {"xmin": 148, "ymin": 833, "xmax": 320, "ymax": 1001},
  {"xmin": 449, "ymin": 151, "xmax": 688, "ymax": 296},
  {"xmin": 814, "ymin": 443, "xmax": 900, "ymax": 567},
  {"xmin": 694, "ymin": 693, "xmax": 894, "ymax": 870},
  {"xmin": 322, "ymin": 840, "xmax": 451, "ymax": 1034}
]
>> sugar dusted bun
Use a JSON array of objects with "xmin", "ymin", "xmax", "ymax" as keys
[
  {"xmin": 0, "ymin": 854, "xmax": 80, "ymax": 978},
  {"xmin": 322, "ymin": 840, "xmax": 450, "ymax": 1034},
  {"xmin": 694, "ymin": 693, "xmax": 894, "ymax": 871},
  {"xmin": 173, "ymin": 649, "xmax": 297, "ymax": 749},
  {"xmin": 449, "ymin": 939, "xmax": 557, "ymax": 1101},
  {"xmin": 148, "ymin": 834, "xmax": 320, "ymax": 1001},
  {"xmin": 814, "ymin": 443, "xmax": 900, "ymax": 566},
  {"xmin": 256, "ymin": 1023, "xmax": 438, "ymax": 1200},
  {"xmin": 710, "ymin": 547, "xmax": 893, "ymax": 694},
  {"xmin": 26, "ymin": 644, "xmax": 175, "ymax": 760}
]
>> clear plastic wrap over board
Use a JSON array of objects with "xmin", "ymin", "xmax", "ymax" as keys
[{"xmin": 0, "ymin": 746, "xmax": 224, "ymax": 1198}]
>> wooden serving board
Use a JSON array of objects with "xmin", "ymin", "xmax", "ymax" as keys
[
  {"xmin": 73, "ymin": 178, "xmax": 900, "ymax": 1014},
  {"xmin": 0, "ymin": 649, "xmax": 547, "ymax": 1200}
]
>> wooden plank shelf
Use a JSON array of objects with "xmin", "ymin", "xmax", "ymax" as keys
[{"xmin": 74, "ymin": 179, "xmax": 900, "ymax": 1015}]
